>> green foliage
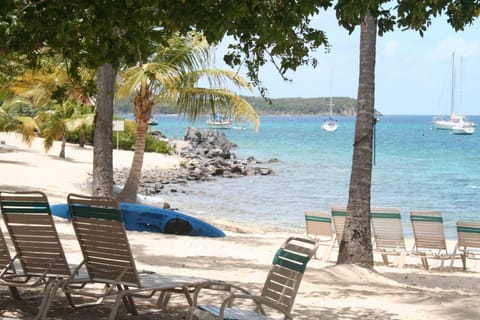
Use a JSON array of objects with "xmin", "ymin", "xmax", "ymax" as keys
[
  {"xmin": 66, "ymin": 123, "xmax": 94, "ymax": 145},
  {"xmin": 112, "ymin": 119, "xmax": 171, "ymax": 154},
  {"xmin": 397, "ymin": 0, "xmax": 480, "ymax": 34},
  {"xmin": 145, "ymin": 135, "xmax": 172, "ymax": 154}
]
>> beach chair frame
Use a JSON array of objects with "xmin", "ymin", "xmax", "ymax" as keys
[
  {"xmin": 410, "ymin": 211, "xmax": 459, "ymax": 270},
  {"xmin": 0, "ymin": 190, "xmax": 78, "ymax": 319},
  {"xmin": 304, "ymin": 211, "xmax": 335, "ymax": 261},
  {"xmin": 452, "ymin": 221, "xmax": 480, "ymax": 271},
  {"xmin": 370, "ymin": 207, "xmax": 407, "ymax": 268},
  {"xmin": 187, "ymin": 237, "xmax": 317, "ymax": 320},
  {"xmin": 65, "ymin": 193, "xmax": 207, "ymax": 320}
]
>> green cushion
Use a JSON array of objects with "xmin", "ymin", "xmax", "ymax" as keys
[
  {"xmin": 70, "ymin": 205, "xmax": 122, "ymax": 222},
  {"xmin": 410, "ymin": 215, "xmax": 443, "ymax": 223},
  {"xmin": 457, "ymin": 226, "xmax": 480, "ymax": 234},
  {"xmin": 371, "ymin": 212, "xmax": 401, "ymax": 219},
  {"xmin": 272, "ymin": 248, "xmax": 310, "ymax": 273},
  {"xmin": 305, "ymin": 215, "xmax": 331, "ymax": 223},
  {"xmin": 0, "ymin": 201, "xmax": 50, "ymax": 214}
]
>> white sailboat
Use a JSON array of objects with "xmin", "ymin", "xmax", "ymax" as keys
[
  {"xmin": 207, "ymin": 112, "xmax": 232, "ymax": 129},
  {"xmin": 322, "ymin": 96, "xmax": 338, "ymax": 132},
  {"xmin": 322, "ymin": 68, "xmax": 338, "ymax": 132},
  {"xmin": 432, "ymin": 53, "xmax": 475, "ymax": 131}
]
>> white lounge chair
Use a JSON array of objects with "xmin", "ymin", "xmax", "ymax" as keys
[
  {"xmin": 452, "ymin": 221, "xmax": 480, "ymax": 271},
  {"xmin": 410, "ymin": 210, "xmax": 460, "ymax": 270},
  {"xmin": 187, "ymin": 237, "xmax": 317, "ymax": 320},
  {"xmin": 371, "ymin": 207, "xmax": 407, "ymax": 267},
  {"xmin": 65, "ymin": 193, "xmax": 208, "ymax": 320},
  {"xmin": 304, "ymin": 211, "xmax": 335, "ymax": 261}
]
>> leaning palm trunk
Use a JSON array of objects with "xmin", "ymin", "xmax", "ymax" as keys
[
  {"xmin": 117, "ymin": 96, "xmax": 154, "ymax": 203},
  {"xmin": 337, "ymin": 11, "xmax": 376, "ymax": 267}
]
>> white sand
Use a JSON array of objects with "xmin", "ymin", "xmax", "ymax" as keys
[{"xmin": 1, "ymin": 132, "xmax": 479, "ymax": 320}]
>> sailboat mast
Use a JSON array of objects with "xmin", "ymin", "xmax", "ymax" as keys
[
  {"xmin": 329, "ymin": 66, "xmax": 333, "ymax": 116},
  {"xmin": 451, "ymin": 52, "xmax": 455, "ymax": 115}
]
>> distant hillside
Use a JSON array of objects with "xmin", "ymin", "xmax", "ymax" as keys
[
  {"xmin": 115, "ymin": 96, "xmax": 360, "ymax": 116},
  {"xmin": 241, "ymin": 96, "xmax": 357, "ymax": 116}
]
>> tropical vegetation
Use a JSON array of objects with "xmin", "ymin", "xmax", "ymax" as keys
[
  {"xmin": 0, "ymin": 0, "xmax": 478, "ymax": 272},
  {"xmin": 115, "ymin": 32, "xmax": 258, "ymax": 203}
]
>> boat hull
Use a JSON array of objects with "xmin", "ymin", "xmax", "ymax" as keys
[
  {"xmin": 322, "ymin": 119, "xmax": 338, "ymax": 132},
  {"xmin": 51, "ymin": 203, "xmax": 225, "ymax": 237},
  {"xmin": 452, "ymin": 127, "xmax": 475, "ymax": 135},
  {"xmin": 432, "ymin": 120, "xmax": 458, "ymax": 130}
]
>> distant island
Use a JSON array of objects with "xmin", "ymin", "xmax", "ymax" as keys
[{"xmin": 115, "ymin": 96, "xmax": 376, "ymax": 116}]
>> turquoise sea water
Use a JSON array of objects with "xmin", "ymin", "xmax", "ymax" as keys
[{"xmin": 149, "ymin": 115, "xmax": 480, "ymax": 239}]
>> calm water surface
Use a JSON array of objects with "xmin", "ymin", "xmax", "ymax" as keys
[{"xmin": 148, "ymin": 115, "xmax": 480, "ymax": 238}]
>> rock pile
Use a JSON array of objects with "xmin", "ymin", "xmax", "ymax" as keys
[{"xmin": 114, "ymin": 127, "xmax": 277, "ymax": 196}]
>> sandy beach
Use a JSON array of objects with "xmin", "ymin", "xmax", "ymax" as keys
[{"xmin": 0, "ymin": 132, "xmax": 479, "ymax": 320}]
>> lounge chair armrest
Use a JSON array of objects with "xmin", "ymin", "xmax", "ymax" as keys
[
  {"xmin": 191, "ymin": 280, "xmax": 253, "ymax": 306},
  {"xmin": 85, "ymin": 262, "xmax": 130, "ymax": 284}
]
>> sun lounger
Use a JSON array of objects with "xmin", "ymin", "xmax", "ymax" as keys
[
  {"xmin": 65, "ymin": 193, "xmax": 208, "ymax": 320},
  {"xmin": 452, "ymin": 221, "xmax": 480, "ymax": 271},
  {"xmin": 187, "ymin": 237, "xmax": 317, "ymax": 320},
  {"xmin": 0, "ymin": 190, "xmax": 77, "ymax": 319},
  {"xmin": 370, "ymin": 207, "xmax": 407, "ymax": 267},
  {"xmin": 304, "ymin": 211, "xmax": 335, "ymax": 261},
  {"xmin": 410, "ymin": 210, "xmax": 460, "ymax": 270}
]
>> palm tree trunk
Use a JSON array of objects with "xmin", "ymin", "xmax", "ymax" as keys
[
  {"xmin": 117, "ymin": 94, "xmax": 154, "ymax": 203},
  {"xmin": 92, "ymin": 63, "xmax": 116, "ymax": 197},
  {"xmin": 117, "ymin": 121, "xmax": 149, "ymax": 203},
  {"xmin": 59, "ymin": 133, "xmax": 66, "ymax": 158},
  {"xmin": 337, "ymin": 11, "xmax": 376, "ymax": 268}
]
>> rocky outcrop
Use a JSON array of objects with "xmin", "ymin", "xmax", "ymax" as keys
[{"xmin": 114, "ymin": 127, "xmax": 275, "ymax": 197}]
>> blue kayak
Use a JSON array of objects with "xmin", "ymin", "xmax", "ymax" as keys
[{"xmin": 51, "ymin": 203, "xmax": 225, "ymax": 238}]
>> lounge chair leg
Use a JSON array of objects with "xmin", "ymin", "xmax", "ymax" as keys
[
  {"xmin": 34, "ymin": 279, "xmax": 62, "ymax": 320},
  {"xmin": 421, "ymin": 257, "xmax": 429, "ymax": 270},
  {"xmin": 118, "ymin": 285, "xmax": 137, "ymax": 315},
  {"xmin": 381, "ymin": 253, "xmax": 389, "ymax": 266},
  {"xmin": 8, "ymin": 286, "xmax": 21, "ymax": 300},
  {"xmin": 461, "ymin": 254, "xmax": 467, "ymax": 271},
  {"xmin": 157, "ymin": 291, "xmax": 172, "ymax": 309}
]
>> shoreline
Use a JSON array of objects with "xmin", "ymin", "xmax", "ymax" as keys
[{"xmin": 1, "ymin": 131, "xmax": 480, "ymax": 319}]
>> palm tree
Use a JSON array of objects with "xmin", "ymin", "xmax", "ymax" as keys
[
  {"xmin": 0, "ymin": 98, "xmax": 39, "ymax": 145},
  {"xmin": 4, "ymin": 57, "xmax": 95, "ymax": 158},
  {"xmin": 116, "ymin": 33, "xmax": 259, "ymax": 203},
  {"xmin": 337, "ymin": 11, "xmax": 377, "ymax": 267}
]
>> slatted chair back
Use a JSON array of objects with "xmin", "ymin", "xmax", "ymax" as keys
[
  {"xmin": 410, "ymin": 211, "xmax": 447, "ymax": 251},
  {"xmin": 455, "ymin": 221, "xmax": 480, "ymax": 270},
  {"xmin": 304, "ymin": 211, "xmax": 333, "ymax": 240},
  {"xmin": 371, "ymin": 207, "xmax": 406, "ymax": 250},
  {"xmin": 67, "ymin": 193, "xmax": 141, "ymax": 287},
  {"xmin": 331, "ymin": 207, "xmax": 347, "ymax": 245},
  {"xmin": 370, "ymin": 207, "xmax": 407, "ymax": 267},
  {"xmin": 304, "ymin": 211, "xmax": 334, "ymax": 261},
  {"xmin": 0, "ymin": 191, "xmax": 70, "ymax": 278},
  {"xmin": 259, "ymin": 237, "xmax": 317, "ymax": 316}
]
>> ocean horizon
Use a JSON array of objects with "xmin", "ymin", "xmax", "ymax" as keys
[{"xmin": 147, "ymin": 114, "xmax": 480, "ymax": 239}]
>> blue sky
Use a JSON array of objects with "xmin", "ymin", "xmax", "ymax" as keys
[{"xmin": 214, "ymin": 9, "xmax": 480, "ymax": 116}]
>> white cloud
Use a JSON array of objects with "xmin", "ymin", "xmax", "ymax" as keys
[{"xmin": 430, "ymin": 37, "xmax": 480, "ymax": 61}]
